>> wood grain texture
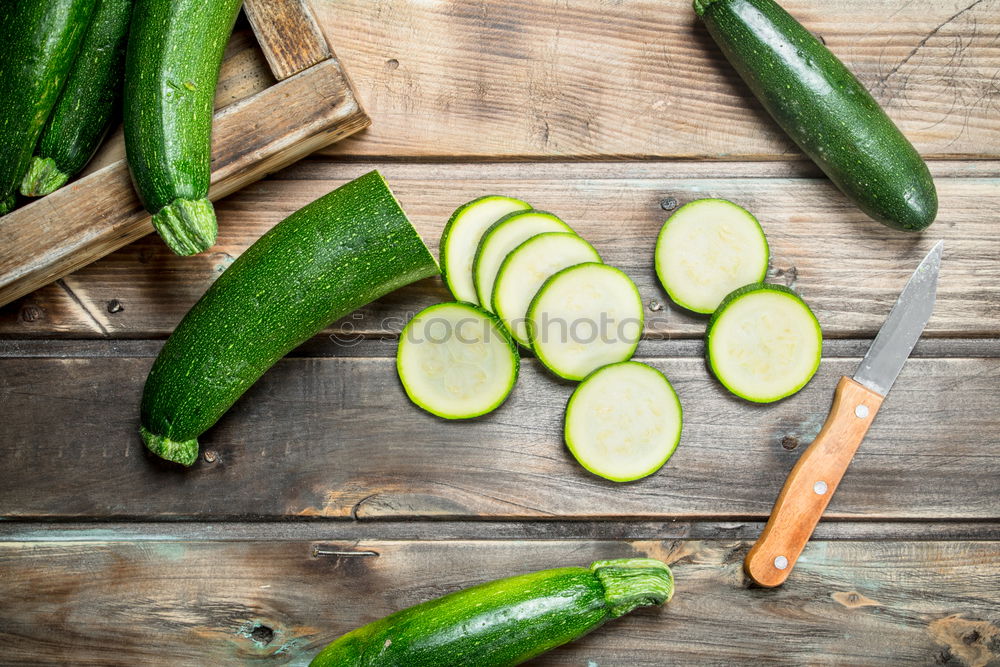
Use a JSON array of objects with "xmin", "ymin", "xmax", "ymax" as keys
[
  {"xmin": 1, "ymin": 160, "xmax": 995, "ymax": 338},
  {"xmin": 309, "ymin": 0, "xmax": 1000, "ymax": 159},
  {"xmin": 1, "ymin": 538, "xmax": 997, "ymax": 665},
  {"xmin": 244, "ymin": 0, "xmax": 332, "ymax": 80},
  {"xmin": 1, "ymin": 353, "xmax": 997, "ymax": 520},
  {"xmin": 745, "ymin": 377, "xmax": 884, "ymax": 587},
  {"xmin": 0, "ymin": 59, "xmax": 369, "ymax": 309}
]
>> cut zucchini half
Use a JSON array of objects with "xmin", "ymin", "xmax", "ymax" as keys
[
  {"xmin": 707, "ymin": 283, "xmax": 822, "ymax": 403},
  {"xmin": 440, "ymin": 195, "xmax": 531, "ymax": 304},
  {"xmin": 398, "ymin": 302, "xmax": 519, "ymax": 419},
  {"xmin": 492, "ymin": 232, "xmax": 602, "ymax": 347},
  {"xmin": 528, "ymin": 262, "xmax": 643, "ymax": 381},
  {"xmin": 655, "ymin": 198, "xmax": 769, "ymax": 314},
  {"xmin": 565, "ymin": 361, "xmax": 682, "ymax": 482},
  {"xmin": 473, "ymin": 209, "xmax": 573, "ymax": 311}
]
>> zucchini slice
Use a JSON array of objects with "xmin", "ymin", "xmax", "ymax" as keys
[
  {"xmin": 492, "ymin": 232, "xmax": 602, "ymax": 347},
  {"xmin": 565, "ymin": 362, "xmax": 682, "ymax": 482},
  {"xmin": 440, "ymin": 195, "xmax": 531, "ymax": 304},
  {"xmin": 473, "ymin": 209, "xmax": 572, "ymax": 311},
  {"xmin": 528, "ymin": 263, "xmax": 643, "ymax": 381},
  {"xmin": 706, "ymin": 283, "xmax": 822, "ymax": 403},
  {"xmin": 398, "ymin": 302, "xmax": 519, "ymax": 419},
  {"xmin": 655, "ymin": 198, "xmax": 769, "ymax": 314}
]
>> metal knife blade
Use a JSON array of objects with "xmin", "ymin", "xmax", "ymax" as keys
[{"xmin": 853, "ymin": 241, "xmax": 943, "ymax": 397}]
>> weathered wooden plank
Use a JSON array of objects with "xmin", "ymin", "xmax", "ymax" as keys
[
  {"xmin": 1, "ymin": 355, "xmax": 996, "ymax": 520},
  {"xmin": 0, "ymin": 58, "xmax": 370, "ymax": 309},
  {"xmin": 245, "ymin": 0, "xmax": 333, "ymax": 80},
  {"xmin": 1, "ymin": 539, "xmax": 997, "ymax": 665},
  {"xmin": 1, "ymin": 161, "xmax": 995, "ymax": 338},
  {"xmin": 310, "ymin": 0, "xmax": 1000, "ymax": 159}
]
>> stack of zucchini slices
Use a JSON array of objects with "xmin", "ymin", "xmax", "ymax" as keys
[
  {"xmin": 397, "ymin": 196, "xmax": 683, "ymax": 483},
  {"xmin": 654, "ymin": 198, "xmax": 822, "ymax": 403}
]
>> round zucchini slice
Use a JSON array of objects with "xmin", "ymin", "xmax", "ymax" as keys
[
  {"xmin": 473, "ymin": 209, "xmax": 573, "ymax": 311},
  {"xmin": 706, "ymin": 283, "xmax": 822, "ymax": 403},
  {"xmin": 492, "ymin": 232, "xmax": 602, "ymax": 347},
  {"xmin": 397, "ymin": 302, "xmax": 519, "ymax": 419},
  {"xmin": 565, "ymin": 361, "xmax": 682, "ymax": 482},
  {"xmin": 528, "ymin": 262, "xmax": 643, "ymax": 381},
  {"xmin": 655, "ymin": 198, "xmax": 769, "ymax": 314},
  {"xmin": 440, "ymin": 195, "xmax": 531, "ymax": 305}
]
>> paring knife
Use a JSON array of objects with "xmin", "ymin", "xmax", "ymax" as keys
[{"xmin": 745, "ymin": 241, "xmax": 943, "ymax": 587}]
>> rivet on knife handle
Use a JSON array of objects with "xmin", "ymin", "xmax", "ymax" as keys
[{"xmin": 745, "ymin": 377, "xmax": 883, "ymax": 587}]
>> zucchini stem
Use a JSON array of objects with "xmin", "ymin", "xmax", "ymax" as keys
[
  {"xmin": 692, "ymin": 0, "xmax": 719, "ymax": 16},
  {"xmin": 139, "ymin": 426, "xmax": 200, "ymax": 466},
  {"xmin": 152, "ymin": 198, "xmax": 217, "ymax": 256},
  {"xmin": 0, "ymin": 193, "xmax": 14, "ymax": 216},
  {"xmin": 20, "ymin": 156, "xmax": 70, "ymax": 197},
  {"xmin": 591, "ymin": 558, "xmax": 675, "ymax": 617}
]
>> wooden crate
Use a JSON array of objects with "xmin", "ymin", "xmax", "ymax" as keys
[{"xmin": 0, "ymin": 0, "xmax": 370, "ymax": 308}]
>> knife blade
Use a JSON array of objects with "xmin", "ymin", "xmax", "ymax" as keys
[
  {"xmin": 854, "ymin": 240, "xmax": 943, "ymax": 397},
  {"xmin": 744, "ymin": 242, "xmax": 943, "ymax": 587}
]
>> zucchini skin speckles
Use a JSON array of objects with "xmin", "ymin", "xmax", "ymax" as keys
[
  {"xmin": 139, "ymin": 171, "xmax": 439, "ymax": 465},
  {"xmin": 695, "ymin": 0, "xmax": 937, "ymax": 230}
]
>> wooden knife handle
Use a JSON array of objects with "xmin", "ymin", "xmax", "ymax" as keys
[{"xmin": 745, "ymin": 377, "xmax": 884, "ymax": 587}]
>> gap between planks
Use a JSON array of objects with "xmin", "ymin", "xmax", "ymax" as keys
[
  {"xmin": 1, "ymin": 520, "xmax": 998, "ymax": 543},
  {"xmin": 2, "ymin": 337, "xmax": 999, "ymax": 359}
]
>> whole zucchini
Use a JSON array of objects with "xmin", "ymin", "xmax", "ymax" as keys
[
  {"xmin": 21, "ymin": 0, "xmax": 134, "ymax": 197},
  {"xmin": 0, "ymin": 0, "xmax": 97, "ymax": 212},
  {"xmin": 310, "ymin": 558, "xmax": 674, "ymax": 666},
  {"xmin": 140, "ymin": 171, "xmax": 439, "ymax": 465},
  {"xmin": 123, "ymin": 0, "xmax": 242, "ymax": 255},
  {"xmin": 694, "ymin": 0, "xmax": 937, "ymax": 231}
]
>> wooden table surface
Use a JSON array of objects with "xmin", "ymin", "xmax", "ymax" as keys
[{"xmin": 2, "ymin": 1, "xmax": 999, "ymax": 664}]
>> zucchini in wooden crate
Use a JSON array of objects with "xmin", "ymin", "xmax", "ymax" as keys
[
  {"xmin": 21, "ymin": 0, "xmax": 133, "ymax": 197},
  {"xmin": 140, "ymin": 171, "xmax": 439, "ymax": 465},
  {"xmin": 124, "ymin": 0, "xmax": 242, "ymax": 255},
  {"xmin": 0, "ymin": 0, "xmax": 97, "ymax": 213},
  {"xmin": 310, "ymin": 558, "xmax": 674, "ymax": 666}
]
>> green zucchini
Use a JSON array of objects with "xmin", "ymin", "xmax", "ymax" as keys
[
  {"xmin": 310, "ymin": 558, "xmax": 674, "ymax": 666},
  {"xmin": 565, "ymin": 361, "xmax": 682, "ymax": 482},
  {"xmin": 528, "ymin": 262, "xmax": 644, "ymax": 381},
  {"xmin": 397, "ymin": 302, "xmax": 519, "ymax": 419},
  {"xmin": 21, "ymin": 0, "xmax": 133, "ymax": 197},
  {"xmin": 140, "ymin": 171, "xmax": 439, "ymax": 465},
  {"xmin": 706, "ymin": 283, "xmax": 822, "ymax": 403},
  {"xmin": 655, "ymin": 198, "xmax": 769, "ymax": 314},
  {"xmin": 0, "ymin": 0, "xmax": 97, "ymax": 211},
  {"xmin": 694, "ymin": 0, "xmax": 937, "ymax": 231},
  {"xmin": 124, "ymin": 0, "xmax": 241, "ymax": 255}
]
